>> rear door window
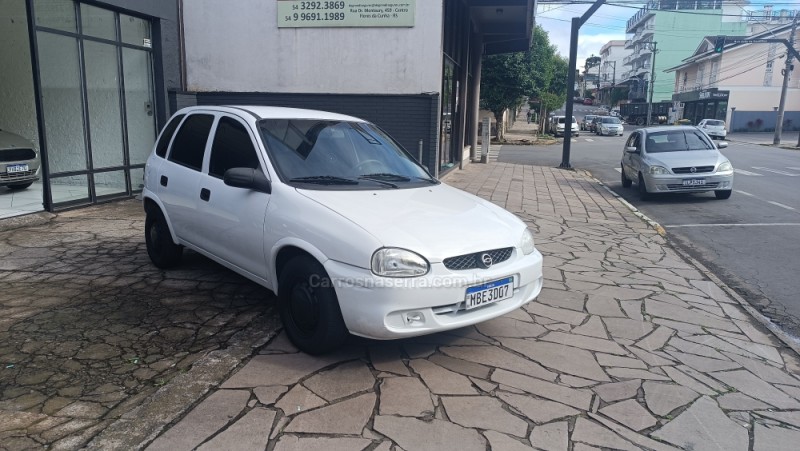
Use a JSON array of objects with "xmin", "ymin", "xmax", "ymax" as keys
[{"xmin": 168, "ymin": 114, "xmax": 214, "ymax": 171}]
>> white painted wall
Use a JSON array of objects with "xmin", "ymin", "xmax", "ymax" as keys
[
  {"xmin": 183, "ymin": 0, "xmax": 444, "ymax": 95},
  {"xmin": 0, "ymin": 0, "xmax": 39, "ymax": 148},
  {"xmin": 600, "ymin": 40, "xmax": 626, "ymax": 86}
]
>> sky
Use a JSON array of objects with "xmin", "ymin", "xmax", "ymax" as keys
[{"xmin": 535, "ymin": 1, "xmax": 796, "ymax": 72}]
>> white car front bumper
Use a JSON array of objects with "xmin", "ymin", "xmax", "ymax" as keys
[
  {"xmin": 324, "ymin": 249, "xmax": 544, "ymax": 340},
  {"xmin": 642, "ymin": 172, "xmax": 733, "ymax": 193}
]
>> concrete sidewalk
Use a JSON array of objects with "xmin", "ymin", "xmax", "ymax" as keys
[
  {"xmin": 79, "ymin": 163, "xmax": 800, "ymax": 449},
  {"xmin": 726, "ymin": 131, "xmax": 800, "ymax": 148}
]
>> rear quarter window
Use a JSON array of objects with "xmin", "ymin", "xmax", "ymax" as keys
[{"xmin": 155, "ymin": 114, "xmax": 185, "ymax": 158}]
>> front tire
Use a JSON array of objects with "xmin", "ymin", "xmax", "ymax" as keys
[
  {"xmin": 621, "ymin": 166, "xmax": 632, "ymax": 188},
  {"xmin": 715, "ymin": 189, "xmax": 732, "ymax": 199},
  {"xmin": 638, "ymin": 173, "xmax": 650, "ymax": 200},
  {"xmin": 278, "ymin": 255, "xmax": 348, "ymax": 355},
  {"xmin": 145, "ymin": 207, "xmax": 183, "ymax": 268}
]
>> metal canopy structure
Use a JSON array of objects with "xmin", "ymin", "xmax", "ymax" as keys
[{"xmin": 466, "ymin": 0, "xmax": 536, "ymax": 54}]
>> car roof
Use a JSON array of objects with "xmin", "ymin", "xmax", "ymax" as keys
[
  {"xmin": 640, "ymin": 125, "xmax": 699, "ymax": 134},
  {"xmin": 174, "ymin": 105, "xmax": 366, "ymax": 122}
]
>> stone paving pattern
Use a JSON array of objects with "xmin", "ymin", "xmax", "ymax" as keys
[
  {"xmin": 139, "ymin": 162, "xmax": 800, "ymax": 450},
  {"xmin": 3, "ymin": 160, "xmax": 800, "ymax": 450}
]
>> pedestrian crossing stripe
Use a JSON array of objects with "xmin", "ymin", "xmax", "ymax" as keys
[
  {"xmin": 734, "ymin": 169, "xmax": 762, "ymax": 176},
  {"xmin": 752, "ymin": 167, "xmax": 800, "ymax": 176}
]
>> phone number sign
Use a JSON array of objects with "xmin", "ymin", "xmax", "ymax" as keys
[{"xmin": 278, "ymin": 0, "xmax": 415, "ymax": 28}]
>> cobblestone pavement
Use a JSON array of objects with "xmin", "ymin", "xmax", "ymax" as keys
[
  {"xmin": 0, "ymin": 201, "xmax": 279, "ymax": 449},
  {"xmin": 121, "ymin": 163, "xmax": 800, "ymax": 450}
]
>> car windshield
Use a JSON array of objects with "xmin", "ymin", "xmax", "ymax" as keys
[
  {"xmin": 601, "ymin": 118, "xmax": 621, "ymax": 124},
  {"xmin": 258, "ymin": 119, "xmax": 436, "ymax": 189},
  {"xmin": 705, "ymin": 120, "xmax": 725, "ymax": 127},
  {"xmin": 645, "ymin": 130, "xmax": 714, "ymax": 152}
]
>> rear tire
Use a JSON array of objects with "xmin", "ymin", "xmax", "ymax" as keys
[
  {"xmin": 278, "ymin": 255, "xmax": 348, "ymax": 355},
  {"xmin": 636, "ymin": 117, "xmax": 645, "ymax": 126},
  {"xmin": 638, "ymin": 173, "xmax": 650, "ymax": 200},
  {"xmin": 145, "ymin": 207, "xmax": 183, "ymax": 268},
  {"xmin": 715, "ymin": 189, "xmax": 732, "ymax": 199},
  {"xmin": 621, "ymin": 166, "xmax": 632, "ymax": 188},
  {"xmin": 7, "ymin": 182, "xmax": 33, "ymax": 190}
]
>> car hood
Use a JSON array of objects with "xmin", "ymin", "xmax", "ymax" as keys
[
  {"xmin": 645, "ymin": 150, "xmax": 724, "ymax": 168},
  {"xmin": 297, "ymin": 183, "xmax": 526, "ymax": 262},
  {"xmin": 0, "ymin": 130, "xmax": 36, "ymax": 150}
]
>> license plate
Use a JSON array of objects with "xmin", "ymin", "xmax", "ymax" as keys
[
  {"xmin": 682, "ymin": 179, "xmax": 705, "ymax": 186},
  {"xmin": 6, "ymin": 164, "xmax": 28, "ymax": 174},
  {"xmin": 464, "ymin": 277, "xmax": 513, "ymax": 310}
]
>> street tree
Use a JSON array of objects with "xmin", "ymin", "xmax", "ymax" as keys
[{"xmin": 480, "ymin": 51, "xmax": 535, "ymax": 141}]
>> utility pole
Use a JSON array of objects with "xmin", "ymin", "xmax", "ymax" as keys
[
  {"xmin": 560, "ymin": 0, "xmax": 606, "ymax": 169},
  {"xmin": 645, "ymin": 41, "xmax": 658, "ymax": 126},
  {"xmin": 774, "ymin": 15, "xmax": 798, "ymax": 146}
]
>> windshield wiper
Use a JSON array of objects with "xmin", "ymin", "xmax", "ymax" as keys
[
  {"xmin": 356, "ymin": 175, "xmax": 399, "ymax": 188},
  {"xmin": 289, "ymin": 175, "xmax": 359, "ymax": 185},
  {"xmin": 359, "ymin": 173, "xmax": 412, "ymax": 181}
]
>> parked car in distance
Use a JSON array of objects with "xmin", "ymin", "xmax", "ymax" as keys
[
  {"xmin": 596, "ymin": 117, "xmax": 625, "ymax": 136},
  {"xmin": 550, "ymin": 116, "xmax": 579, "ymax": 137},
  {"xmin": 620, "ymin": 125, "xmax": 733, "ymax": 201},
  {"xmin": 143, "ymin": 106, "xmax": 544, "ymax": 354},
  {"xmin": 698, "ymin": 119, "xmax": 727, "ymax": 139},
  {"xmin": 583, "ymin": 98, "xmax": 593, "ymax": 105},
  {"xmin": 581, "ymin": 115, "xmax": 597, "ymax": 131},
  {"xmin": 589, "ymin": 116, "xmax": 605, "ymax": 132},
  {"xmin": 0, "ymin": 129, "xmax": 41, "ymax": 190}
]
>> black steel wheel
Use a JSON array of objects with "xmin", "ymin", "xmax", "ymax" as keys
[
  {"xmin": 278, "ymin": 255, "xmax": 348, "ymax": 354},
  {"xmin": 145, "ymin": 207, "xmax": 183, "ymax": 268}
]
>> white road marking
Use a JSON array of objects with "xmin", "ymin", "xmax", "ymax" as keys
[
  {"xmin": 767, "ymin": 201, "xmax": 796, "ymax": 211},
  {"xmin": 788, "ymin": 167, "xmax": 800, "ymax": 171},
  {"xmin": 585, "ymin": 138, "xmax": 594, "ymax": 142},
  {"xmin": 733, "ymin": 169, "xmax": 763, "ymax": 176},
  {"xmin": 752, "ymin": 167, "xmax": 800, "ymax": 176},
  {"xmin": 614, "ymin": 167, "xmax": 622, "ymax": 173},
  {"xmin": 734, "ymin": 190, "xmax": 755, "ymax": 197},
  {"xmin": 664, "ymin": 223, "xmax": 800, "ymax": 228}
]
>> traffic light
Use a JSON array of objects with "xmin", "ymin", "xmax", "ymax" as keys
[{"xmin": 714, "ymin": 36, "xmax": 726, "ymax": 53}]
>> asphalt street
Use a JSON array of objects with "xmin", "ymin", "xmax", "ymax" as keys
[{"xmin": 498, "ymin": 123, "xmax": 800, "ymax": 339}]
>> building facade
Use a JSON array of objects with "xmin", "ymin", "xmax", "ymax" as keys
[
  {"xmin": 176, "ymin": 0, "xmax": 535, "ymax": 178},
  {"xmin": 667, "ymin": 22, "xmax": 800, "ymax": 130},
  {"xmin": 0, "ymin": 0, "xmax": 180, "ymax": 216},
  {"xmin": 623, "ymin": 0, "xmax": 748, "ymax": 103},
  {"xmin": 597, "ymin": 40, "xmax": 626, "ymax": 106}
]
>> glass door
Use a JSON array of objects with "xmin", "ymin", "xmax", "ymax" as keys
[{"xmin": 32, "ymin": 0, "xmax": 155, "ymax": 208}]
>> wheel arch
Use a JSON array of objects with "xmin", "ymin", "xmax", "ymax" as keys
[
  {"xmin": 143, "ymin": 195, "xmax": 179, "ymax": 244},
  {"xmin": 272, "ymin": 241, "xmax": 329, "ymax": 295}
]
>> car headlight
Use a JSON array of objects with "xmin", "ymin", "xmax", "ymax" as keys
[
  {"xmin": 518, "ymin": 228, "xmax": 535, "ymax": 255},
  {"xmin": 649, "ymin": 166, "xmax": 670, "ymax": 175},
  {"xmin": 371, "ymin": 248, "xmax": 429, "ymax": 277},
  {"xmin": 718, "ymin": 161, "xmax": 733, "ymax": 172}
]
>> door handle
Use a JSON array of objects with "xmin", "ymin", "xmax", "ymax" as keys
[
  {"xmin": 200, "ymin": 188, "xmax": 210, "ymax": 201},
  {"xmin": 160, "ymin": 175, "xmax": 168, "ymax": 187}
]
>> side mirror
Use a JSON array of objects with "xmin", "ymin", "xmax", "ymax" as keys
[
  {"xmin": 223, "ymin": 168, "xmax": 272, "ymax": 194},
  {"xmin": 717, "ymin": 141, "xmax": 728, "ymax": 149},
  {"xmin": 625, "ymin": 146, "xmax": 640, "ymax": 153}
]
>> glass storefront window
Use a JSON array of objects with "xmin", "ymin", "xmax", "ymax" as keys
[
  {"xmin": 36, "ymin": 31, "xmax": 87, "ymax": 174},
  {"xmin": 34, "ymin": 0, "xmax": 76, "ymax": 33},
  {"xmin": 716, "ymin": 102, "xmax": 728, "ymax": 122},
  {"xmin": 123, "ymin": 48, "xmax": 157, "ymax": 165},
  {"xmin": 80, "ymin": 3, "xmax": 116, "ymax": 41},
  {"xmin": 94, "ymin": 170, "xmax": 127, "ymax": 197},
  {"xmin": 84, "ymin": 40, "xmax": 125, "ymax": 169},
  {"xmin": 440, "ymin": 61, "xmax": 455, "ymax": 172},
  {"xmin": 50, "ymin": 174, "xmax": 90, "ymax": 204},
  {"xmin": 130, "ymin": 168, "xmax": 144, "ymax": 192},
  {"xmin": 120, "ymin": 14, "xmax": 151, "ymax": 47}
]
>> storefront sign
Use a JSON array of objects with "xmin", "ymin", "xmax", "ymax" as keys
[
  {"xmin": 278, "ymin": 0, "xmax": 415, "ymax": 28},
  {"xmin": 673, "ymin": 89, "xmax": 729, "ymax": 103}
]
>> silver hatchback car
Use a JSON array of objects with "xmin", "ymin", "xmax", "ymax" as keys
[
  {"xmin": 620, "ymin": 126, "xmax": 733, "ymax": 200},
  {"xmin": 0, "ymin": 129, "xmax": 41, "ymax": 190}
]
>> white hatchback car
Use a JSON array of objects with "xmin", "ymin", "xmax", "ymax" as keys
[
  {"xmin": 698, "ymin": 118, "xmax": 727, "ymax": 139},
  {"xmin": 143, "ymin": 106, "xmax": 544, "ymax": 354}
]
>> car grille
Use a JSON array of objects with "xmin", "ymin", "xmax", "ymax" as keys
[
  {"xmin": 0, "ymin": 170, "xmax": 36, "ymax": 181},
  {"xmin": 443, "ymin": 247, "xmax": 513, "ymax": 270},
  {"xmin": 672, "ymin": 166, "xmax": 714, "ymax": 174},
  {"xmin": 0, "ymin": 148, "xmax": 36, "ymax": 162},
  {"xmin": 666, "ymin": 182, "xmax": 720, "ymax": 190}
]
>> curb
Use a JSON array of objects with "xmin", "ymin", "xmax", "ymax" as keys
[{"xmin": 579, "ymin": 169, "xmax": 800, "ymax": 357}]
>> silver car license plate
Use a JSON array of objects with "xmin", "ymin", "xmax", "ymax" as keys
[
  {"xmin": 6, "ymin": 164, "xmax": 29, "ymax": 174},
  {"xmin": 682, "ymin": 179, "xmax": 706, "ymax": 186}
]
